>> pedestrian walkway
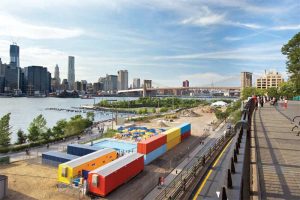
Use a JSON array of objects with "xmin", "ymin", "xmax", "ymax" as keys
[{"xmin": 253, "ymin": 102, "xmax": 300, "ymax": 200}]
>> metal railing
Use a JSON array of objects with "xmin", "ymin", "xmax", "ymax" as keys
[
  {"xmin": 155, "ymin": 130, "xmax": 234, "ymax": 200},
  {"xmin": 217, "ymin": 98, "xmax": 256, "ymax": 200}
]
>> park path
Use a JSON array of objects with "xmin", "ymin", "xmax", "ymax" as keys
[{"xmin": 253, "ymin": 102, "xmax": 300, "ymax": 200}]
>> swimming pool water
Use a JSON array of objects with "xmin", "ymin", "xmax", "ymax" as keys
[{"xmin": 93, "ymin": 139, "xmax": 137, "ymax": 152}]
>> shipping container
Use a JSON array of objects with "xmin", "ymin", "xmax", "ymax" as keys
[
  {"xmin": 179, "ymin": 123, "xmax": 191, "ymax": 135},
  {"xmin": 67, "ymin": 144, "xmax": 103, "ymax": 156},
  {"xmin": 163, "ymin": 127, "xmax": 181, "ymax": 142},
  {"xmin": 144, "ymin": 144, "xmax": 166, "ymax": 165},
  {"xmin": 181, "ymin": 130, "xmax": 191, "ymax": 141},
  {"xmin": 137, "ymin": 134, "xmax": 166, "ymax": 154},
  {"xmin": 42, "ymin": 151, "xmax": 79, "ymax": 167},
  {"xmin": 88, "ymin": 153, "xmax": 144, "ymax": 197},
  {"xmin": 166, "ymin": 136, "xmax": 181, "ymax": 151},
  {"xmin": 0, "ymin": 175, "xmax": 7, "ymax": 200},
  {"xmin": 58, "ymin": 148, "xmax": 117, "ymax": 185}
]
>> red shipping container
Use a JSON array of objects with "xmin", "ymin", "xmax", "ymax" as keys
[
  {"xmin": 181, "ymin": 131, "xmax": 191, "ymax": 141},
  {"xmin": 88, "ymin": 153, "xmax": 144, "ymax": 197},
  {"xmin": 137, "ymin": 134, "xmax": 167, "ymax": 154}
]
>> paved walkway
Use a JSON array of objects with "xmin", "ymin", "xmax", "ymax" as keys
[{"xmin": 253, "ymin": 102, "xmax": 300, "ymax": 200}]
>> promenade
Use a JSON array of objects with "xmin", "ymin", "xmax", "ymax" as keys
[{"xmin": 252, "ymin": 101, "xmax": 300, "ymax": 200}]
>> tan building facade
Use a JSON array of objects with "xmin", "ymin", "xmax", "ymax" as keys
[
  {"xmin": 256, "ymin": 71, "xmax": 284, "ymax": 89},
  {"xmin": 241, "ymin": 72, "xmax": 252, "ymax": 88}
]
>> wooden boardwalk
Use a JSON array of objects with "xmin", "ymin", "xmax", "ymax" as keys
[{"xmin": 253, "ymin": 102, "xmax": 300, "ymax": 200}]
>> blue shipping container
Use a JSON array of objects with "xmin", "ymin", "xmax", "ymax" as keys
[
  {"xmin": 144, "ymin": 144, "xmax": 167, "ymax": 165},
  {"xmin": 179, "ymin": 123, "xmax": 191, "ymax": 135},
  {"xmin": 67, "ymin": 144, "xmax": 103, "ymax": 156},
  {"xmin": 82, "ymin": 170, "xmax": 90, "ymax": 180},
  {"xmin": 42, "ymin": 151, "xmax": 78, "ymax": 167}
]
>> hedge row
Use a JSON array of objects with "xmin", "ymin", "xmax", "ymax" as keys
[{"xmin": 0, "ymin": 132, "xmax": 83, "ymax": 154}]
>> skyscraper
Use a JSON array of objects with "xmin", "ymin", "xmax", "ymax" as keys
[
  {"xmin": 133, "ymin": 78, "xmax": 140, "ymax": 89},
  {"xmin": 54, "ymin": 64, "xmax": 60, "ymax": 85},
  {"xmin": 10, "ymin": 43, "xmax": 20, "ymax": 68},
  {"xmin": 117, "ymin": 70, "xmax": 128, "ymax": 90},
  {"xmin": 24, "ymin": 66, "xmax": 51, "ymax": 95},
  {"xmin": 240, "ymin": 72, "xmax": 252, "ymax": 88},
  {"xmin": 68, "ymin": 56, "xmax": 75, "ymax": 90}
]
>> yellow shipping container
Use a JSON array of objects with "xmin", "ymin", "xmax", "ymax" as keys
[
  {"xmin": 163, "ymin": 127, "xmax": 181, "ymax": 142},
  {"xmin": 58, "ymin": 148, "xmax": 117, "ymax": 184},
  {"xmin": 167, "ymin": 136, "xmax": 181, "ymax": 151}
]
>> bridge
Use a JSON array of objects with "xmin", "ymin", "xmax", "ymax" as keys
[
  {"xmin": 118, "ymin": 86, "xmax": 241, "ymax": 97},
  {"xmin": 143, "ymin": 100, "xmax": 300, "ymax": 200}
]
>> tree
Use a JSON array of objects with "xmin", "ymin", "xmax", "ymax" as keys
[
  {"xmin": 266, "ymin": 87, "xmax": 279, "ymax": 98},
  {"xmin": 282, "ymin": 32, "xmax": 300, "ymax": 95},
  {"xmin": 41, "ymin": 128, "xmax": 52, "ymax": 141},
  {"xmin": 28, "ymin": 114, "xmax": 47, "ymax": 142},
  {"xmin": 86, "ymin": 112, "xmax": 95, "ymax": 122},
  {"xmin": 152, "ymin": 108, "xmax": 156, "ymax": 113},
  {"xmin": 0, "ymin": 113, "xmax": 11, "ymax": 146},
  {"xmin": 16, "ymin": 129, "xmax": 27, "ymax": 145},
  {"xmin": 52, "ymin": 119, "xmax": 67, "ymax": 139},
  {"xmin": 278, "ymin": 81, "xmax": 296, "ymax": 99}
]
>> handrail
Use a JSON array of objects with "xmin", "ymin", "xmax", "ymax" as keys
[
  {"xmin": 155, "ymin": 129, "xmax": 234, "ymax": 200},
  {"xmin": 217, "ymin": 98, "xmax": 257, "ymax": 200}
]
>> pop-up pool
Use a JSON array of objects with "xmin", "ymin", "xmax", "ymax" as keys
[{"xmin": 92, "ymin": 138, "xmax": 137, "ymax": 153}]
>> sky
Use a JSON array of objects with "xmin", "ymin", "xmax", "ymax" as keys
[{"xmin": 0, "ymin": 0, "xmax": 299, "ymax": 87}]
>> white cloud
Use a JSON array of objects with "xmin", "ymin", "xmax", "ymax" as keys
[
  {"xmin": 0, "ymin": 14, "xmax": 84, "ymax": 40},
  {"xmin": 181, "ymin": 14, "xmax": 225, "ymax": 26},
  {"xmin": 154, "ymin": 44, "xmax": 284, "ymax": 61},
  {"xmin": 271, "ymin": 24, "xmax": 300, "ymax": 31}
]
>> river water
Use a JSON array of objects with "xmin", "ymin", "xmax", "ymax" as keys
[{"xmin": 0, "ymin": 97, "xmax": 137, "ymax": 142}]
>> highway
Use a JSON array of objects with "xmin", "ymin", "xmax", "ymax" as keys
[{"xmin": 191, "ymin": 137, "xmax": 234, "ymax": 200}]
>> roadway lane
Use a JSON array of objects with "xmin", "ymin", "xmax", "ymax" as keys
[
  {"xmin": 192, "ymin": 138, "xmax": 234, "ymax": 200},
  {"xmin": 185, "ymin": 125, "xmax": 228, "ymax": 169}
]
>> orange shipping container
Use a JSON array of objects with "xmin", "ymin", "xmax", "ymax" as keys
[{"xmin": 137, "ymin": 134, "xmax": 166, "ymax": 154}]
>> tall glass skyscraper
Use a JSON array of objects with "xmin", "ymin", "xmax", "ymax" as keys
[
  {"xmin": 68, "ymin": 56, "xmax": 75, "ymax": 90},
  {"xmin": 10, "ymin": 43, "xmax": 20, "ymax": 68}
]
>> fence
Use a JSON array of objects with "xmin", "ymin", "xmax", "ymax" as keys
[{"xmin": 155, "ymin": 129, "xmax": 234, "ymax": 199}]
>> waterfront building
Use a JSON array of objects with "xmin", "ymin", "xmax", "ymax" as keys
[
  {"xmin": 61, "ymin": 79, "xmax": 69, "ymax": 90},
  {"xmin": 0, "ymin": 58, "xmax": 4, "ymax": 76},
  {"xmin": 256, "ymin": 71, "xmax": 284, "ymax": 89},
  {"xmin": 9, "ymin": 43, "xmax": 20, "ymax": 68},
  {"xmin": 93, "ymin": 82, "xmax": 102, "ymax": 93},
  {"xmin": 24, "ymin": 66, "xmax": 51, "ymax": 95},
  {"xmin": 54, "ymin": 64, "xmax": 61, "ymax": 85},
  {"xmin": 0, "ymin": 63, "xmax": 23, "ymax": 93},
  {"xmin": 117, "ymin": 70, "xmax": 128, "ymax": 90},
  {"xmin": 68, "ymin": 56, "xmax": 75, "ymax": 90},
  {"xmin": 133, "ymin": 78, "xmax": 140, "ymax": 89},
  {"xmin": 101, "ymin": 74, "xmax": 118, "ymax": 93},
  {"xmin": 81, "ymin": 80, "xmax": 87, "ymax": 92},
  {"xmin": 183, "ymin": 80, "xmax": 189, "ymax": 87},
  {"xmin": 241, "ymin": 72, "xmax": 252, "ymax": 88},
  {"xmin": 74, "ymin": 81, "xmax": 81, "ymax": 91}
]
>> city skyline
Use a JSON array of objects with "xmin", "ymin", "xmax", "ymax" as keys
[{"xmin": 0, "ymin": 0, "xmax": 299, "ymax": 87}]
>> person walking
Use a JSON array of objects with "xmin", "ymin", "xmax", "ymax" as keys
[
  {"xmin": 284, "ymin": 97, "xmax": 288, "ymax": 109},
  {"xmin": 257, "ymin": 96, "xmax": 261, "ymax": 108},
  {"xmin": 260, "ymin": 97, "xmax": 264, "ymax": 107}
]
